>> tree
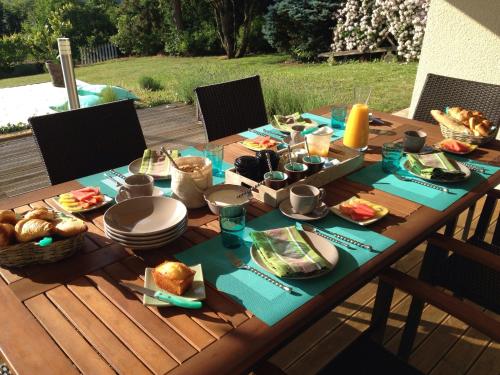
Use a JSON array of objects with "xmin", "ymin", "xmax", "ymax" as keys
[
  {"xmin": 205, "ymin": 0, "xmax": 265, "ymax": 59},
  {"xmin": 171, "ymin": 0, "xmax": 183, "ymax": 31}
]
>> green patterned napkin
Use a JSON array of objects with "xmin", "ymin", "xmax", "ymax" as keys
[
  {"xmin": 139, "ymin": 149, "xmax": 179, "ymax": 176},
  {"xmin": 407, "ymin": 152, "xmax": 464, "ymax": 180},
  {"xmin": 250, "ymin": 226, "xmax": 331, "ymax": 277}
]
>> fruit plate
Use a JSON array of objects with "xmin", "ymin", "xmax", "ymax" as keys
[
  {"xmin": 272, "ymin": 114, "xmax": 318, "ymax": 133},
  {"xmin": 330, "ymin": 197, "xmax": 389, "ymax": 226},
  {"xmin": 434, "ymin": 139, "xmax": 478, "ymax": 155},
  {"xmin": 238, "ymin": 138, "xmax": 279, "ymax": 151},
  {"xmin": 54, "ymin": 193, "xmax": 113, "ymax": 213},
  {"xmin": 143, "ymin": 265, "xmax": 205, "ymax": 306}
]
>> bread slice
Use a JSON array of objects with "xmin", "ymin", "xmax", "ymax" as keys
[
  {"xmin": 430, "ymin": 110, "xmax": 473, "ymax": 134},
  {"xmin": 152, "ymin": 261, "xmax": 195, "ymax": 296}
]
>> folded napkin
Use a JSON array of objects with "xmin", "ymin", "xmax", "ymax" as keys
[
  {"xmin": 407, "ymin": 152, "xmax": 464, "ymax": 180},
  {"xmin": 139, "ymin": 149, "xmax": 179, "ymax": 176},
  {"xmin": 249, "ymin": 226, "xmax": 331, "ymax": 277}
]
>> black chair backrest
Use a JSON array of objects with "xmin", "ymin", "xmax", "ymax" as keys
[
  {"xmin": 413, "ymin": 73, "xmax": 500, "ymax": 126},
  {"xmin": 195, "ymin": 75, "xmax": 268, "ymax": 141},
  {"xmin": 29, "ymin": 99, "xmax": 146, "ymax": 185}
]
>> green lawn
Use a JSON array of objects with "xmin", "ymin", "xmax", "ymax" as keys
[{"xmin": 0, "ymin": 54, "xmax": 417, "ymax": 114}]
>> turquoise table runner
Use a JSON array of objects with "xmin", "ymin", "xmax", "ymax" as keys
[
  {"xmin": 348, "ymin": 156, "xmax": 499, "ymax": 211},
  {"xmin": 77, "ymin": 146, "xmax": 231, "ymax": 198},
  {"xmin": 176, "ymin": 209, "xmax": 395, "ymax": 326},
  {"xmin": 238, "ymin": 113, "xmax": 345, "ymax": 142}
]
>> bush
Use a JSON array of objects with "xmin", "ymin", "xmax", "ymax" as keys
[
  {"xmin": 99, "ymin": 86, "xmax": 119, "ymax": 104},
  {"xmin": 263, "ymin": 0, "xmax": 339, "ymax": 62},
  {"xmin": 0, "ymin": 33, "xmax": 29, "ymax": 72},
  {"xmin": 332, "ymin": 0, "xmax": 430, "ymax": 62},
  {"xmin": 138, "ymin": 75, "xmax": 163, "ymax": 91}
]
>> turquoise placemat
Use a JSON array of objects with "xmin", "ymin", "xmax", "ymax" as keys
[
  {"xmin": 238, "ymin": 114, "xmax": 344, "ymax": 141},
  {"xmin": 347, "ymin": 156, "xmax": 499, "ymax": 211},
  {"xmin": 176, "ymin": 210, "xmax": 395, "ymax": 326},
  {"xmin": 77, "ymin": 146, "xmax": 231, "ymax": 197}
]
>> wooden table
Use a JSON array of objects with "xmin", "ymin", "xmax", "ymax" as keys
[{"xmin": 1, "ymin": 108, "xmax": 499, "ymax": 375}]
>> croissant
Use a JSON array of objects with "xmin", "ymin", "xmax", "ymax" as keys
[
  {"xmin": 0, "ymin": 223, "xmax": 15, "ymax": 247},
  {"xmin": 25, "ymin": 208, "xmax": 56, "ymax": 221},
  {"xmin": 0, "ymin": 210, "xmax": 17, "ymax": 225},
  {"xmin": 54, "ymin": 219, "xmax": 87, "ymax": 237},
  {"xmin": 431, "ymin": 110, "xmax": 472, "ymax": 134},
  {"xmin": 15, "ymin": 219, "xmax": 53, "ymax": 243}
]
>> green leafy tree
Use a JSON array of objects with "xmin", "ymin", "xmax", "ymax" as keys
[
  {"xmin": 0, "ymin": 33, "xmax": 29, "ymax": 71},
  {"xmin": 0, "ymin": 0, "xmax": 32, "ymax": 35},
  {"xmin": 263, "ymin": 0, "xmax": 338, "ymax": 61}
]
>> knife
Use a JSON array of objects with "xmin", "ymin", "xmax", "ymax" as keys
[{"xmin": 119, "ymin": 282, "xmax": 202, "ymax": 309}]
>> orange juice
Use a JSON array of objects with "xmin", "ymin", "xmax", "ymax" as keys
[{"xmin": 343, "ymin": 103, "xmax": 369, "ymax": 150}]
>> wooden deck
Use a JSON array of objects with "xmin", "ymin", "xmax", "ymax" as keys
[
  {"xmin": 0, "ymin": 104, "xmax": 205, "ymax": 198},
  {"xmin": 0, "ymin": 105, "xmax": 498, "ymax": 374}
]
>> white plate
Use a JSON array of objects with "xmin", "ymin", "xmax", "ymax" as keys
[
  {"xmin": 105, "ymin": 216, "xmax": 187, "ymax": 240},
  {"xmin": 403, "ymin": 160, "xmax": 471, "ymax": 183},
  {"xmin": 105, "ymin": 221, "xmax": 187, "ymax": 245},
  {"xmin": 115, "ymin": 186, "xmax": 165, "ymax": 203},
  {"xmin": 143, "ymin": 265, "xmax": 205, "ymax": 306},
  {"xmin": 104, "ymin": 196, "xmax": 187, "ymax": 235},
  {"xmin": 109, "ymin": 228, "xmax": 186, "ymax": 250},
  {"xmin": 330, "ymin": 198, "xmax": 389, "ymax": 226},
  {"xmin": 128, "ymin": 158, "xmax": 172, "ymax": 180},
  {"xmin": 279, "ymin": 200, "xmax": 329, "ymax": 222},
  {"xmin": 53, "ymin": 194, "xmax": 113, "ymax": 214},
  {"xmin": 250, "ymin": 229, "xmax": 339, "ymax": 280}
]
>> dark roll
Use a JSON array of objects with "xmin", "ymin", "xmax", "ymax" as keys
[{"xmin": 234, "ymin": 156, "xmax": 261, "ymax": 181}]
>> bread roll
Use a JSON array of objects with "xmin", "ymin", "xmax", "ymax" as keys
[
  {"xmin": 475, "ymin": 124, "xmax": 490, "ymax": 137},
  {"xmin": 54, "ymin": 219, "xmax": 87, "ymax": 237},
  {"xmin": 25, "ymin": 208, "xmax": 56, "ymax": 221},
  {"xmin": 0, "ymin": 223, "xmax": 15, "ymax": 247},
  {"xmin": 447, "ymin": 107, "xmax": 463, "ymax": 121},
  {"xmin": 152, "ymin": 261, "xmax": 195, "ymax": 296},
  {"xmin": 15, "ymin": 219, "xmax": 53, "ymax": 243},
  {"xmin": 0, "ymin": 210, "xmax": 17, "ymax": 225},
  {"xmin": 431, "ymin": 110, "xmax": 472, "ymax": 134}
]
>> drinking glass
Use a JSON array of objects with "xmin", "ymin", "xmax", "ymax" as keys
[
  {"xmin": 381, "ymin": 142, "xmax": 403, "ymax": 173},
  {"xmin": 204, "ymin": 144, "xmax": 224, "ymax": 177},
  {"xmin": 220, "ymin": 206, "xmax": 246, "ymax": 248},
  {"xmin": 331, "ymin": 105, "xmax": 348, "ymax": 129},
  {"xmin": 343, "ymin": 86, "xmax": 372, "ymax": 151}
]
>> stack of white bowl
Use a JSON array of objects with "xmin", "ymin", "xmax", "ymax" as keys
[{"xmin": 104, "ymin": 196, "xmax": 187, "ymax": 249}]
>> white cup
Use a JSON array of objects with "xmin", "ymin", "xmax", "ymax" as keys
[
  {"xmin": 289, "ymin": 185, "xmax": 325, "ymax": 215},
  {"xmin": 118, "ymin": 174, "xmax": 154, "ymax": 199}
]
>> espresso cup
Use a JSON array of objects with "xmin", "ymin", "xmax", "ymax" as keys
[
  {"xmin": 303, "ymin": 155, "xmax": 325, "ymax": 175},
  {"xmin": 284, "ymin": 162, "xmax": 308, "ymax": 183},
  {"xmin": 264, "ymin": 171, "xmax": 288, "ymax": 190},
  {"xmin": 403, "ymin": 130, "xmax": 427, "ymax": 153},
  {"xmin": 118, "ymin": 174, "xmax": 154, "ymax": 199},
  {"xmin": 289, "ymin": 185, "xmax": 325, "ymax": 215}
]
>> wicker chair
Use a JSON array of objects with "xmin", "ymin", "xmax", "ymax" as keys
[
  {"xmin": 370, "ymin": 189, "xmax": 500, "ymax": 360},
  {"xmin": 413, "ymin": 73, "xmax": 500, "ymax": 127},
  {"xmin": 29, "ymin": 99, "xmax": 146, "ymax": 185},
  {"xmin": 195, "ymin": 75, "xmax": 268, "ymax": 141}
]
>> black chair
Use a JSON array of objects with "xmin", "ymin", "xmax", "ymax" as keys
[
  {"xmin": 413, "ymin": 73, "xmax": 500, "ymax": 127},
  {"xmin": 29, "ymin": 99, "xmax": 146, "ymax": 185},
  {"xmin": 370, "ymin": 189, "xmax": 500, "ymax": 361},
  {"xmin": 195, "ymin": 75, "xmax": 268, "ymax": 141}
]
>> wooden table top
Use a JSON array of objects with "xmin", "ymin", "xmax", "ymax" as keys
[{"xmin": 1, "ymin": 108, "xmax": 499, "ymax": 375}]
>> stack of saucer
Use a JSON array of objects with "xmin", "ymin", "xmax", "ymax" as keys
[{"xmin": 104, "ymin": 196, "xmax": 187, "ymax": 249}]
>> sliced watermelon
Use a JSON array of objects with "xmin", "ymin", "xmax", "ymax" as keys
[{"xmin": 71, "ymin": 190, "xmax": 96, "ymax": 202}]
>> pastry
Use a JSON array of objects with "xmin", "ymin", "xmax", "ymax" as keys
[
  {"xmin": 15, "ymin": 219, "xmax": 53, "ymax": 243},
  {"xmin": 25, "ymin": 207, "xmax": 56, "ymax": 221},
  {"xmin": 0, "ymin": 223, "xmax": 15, "ymax": 247},
  {"xmin": 152, "ymin": 261, "xmax": 195, "ymax": 296},
  {"xmin": 0, "ymin": 210, "xmax": 17, "ymax": 225},
  {"xmin": 475, "ymin": 124, "xmax": 490, "ymax": 137},
  {"xmin": 54, "ymin": 218, "xmax": 88, "ymax": 237},
  {"xmin": 431, "ymin": 110, "xmax": 472, "ymax": 134}
]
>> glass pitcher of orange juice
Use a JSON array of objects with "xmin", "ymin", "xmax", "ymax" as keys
[{"xmin": 343, "ymin": 87, "xmax": 372, "ymax": 151}]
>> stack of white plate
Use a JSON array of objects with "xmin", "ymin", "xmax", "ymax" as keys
[{"xmin": 104, "ymin": 196, "xmax": 187, "ymax": 249}]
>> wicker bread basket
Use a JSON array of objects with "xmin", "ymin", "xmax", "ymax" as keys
[
  {"xmin": 0, "ymin": 233, "xmax": 84, "ymax": 267},
  {"xmin": 439, "ymin": 123, "xmax": 498, "ymax": 145}
]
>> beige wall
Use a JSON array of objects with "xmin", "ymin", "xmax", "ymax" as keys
[{"xmin": 409, "ymin": 0, "xmax": 500, "ymax": 117}]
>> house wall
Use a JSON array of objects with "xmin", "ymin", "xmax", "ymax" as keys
[{"xmin": 409, "ymin": 0, "xmax": 500, "ymax": 117}]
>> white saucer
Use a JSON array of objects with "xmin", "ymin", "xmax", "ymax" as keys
[
  {"xmin": 115, "ymin": 186, "xmax": 165, "ymax": 203},
  {"xmin": 279, "ymin": 199, "xmax": 329, "ymax": 221}
]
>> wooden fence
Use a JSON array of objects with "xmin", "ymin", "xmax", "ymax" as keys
[{"xmin": 79, "ymin": 43, "xmax": 119, "ymax": 65}]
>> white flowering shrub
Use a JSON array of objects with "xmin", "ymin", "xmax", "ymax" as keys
[{"xmin": 332, "ymin": 0, "xmax": 430, "ymax": 61}]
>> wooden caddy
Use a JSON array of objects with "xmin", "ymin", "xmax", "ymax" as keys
[{"xmin": 225, "ymin": 143, "xmax": 364, "ymax": 207}]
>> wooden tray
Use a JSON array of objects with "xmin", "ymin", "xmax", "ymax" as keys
[{"xmin": 225, "ymin": 143, "xmax": 363, "ymax": 207}]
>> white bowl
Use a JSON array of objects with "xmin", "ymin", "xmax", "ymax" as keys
[
  {"xmin": 104, "ymin": 196, "xmax": 187, "ymax": 235},
  {"xmin": 104, "ymin": 215, "xmax": 187, "ymax": 240},
  {"xmin": 203, "ymin": 184, "xmax": 250, "ymax": 215}
]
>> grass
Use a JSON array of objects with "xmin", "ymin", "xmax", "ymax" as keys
[{"xmin": 0, "ymin": 54, "xmax": 417, "ymax": 114}]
